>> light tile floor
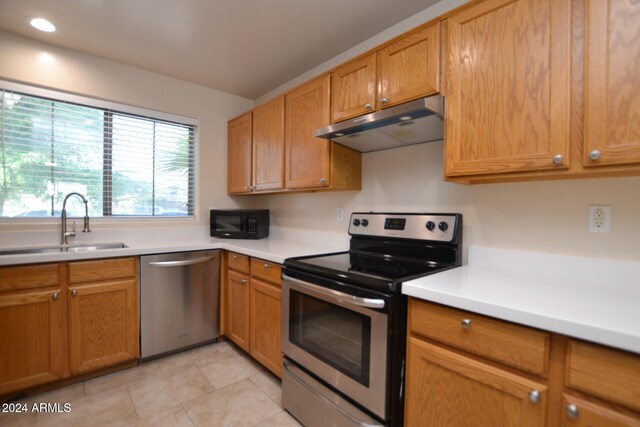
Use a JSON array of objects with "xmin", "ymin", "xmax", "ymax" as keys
[{"xmin": 0, "ymin": 341, "xmax": 301, "ymax": 427}]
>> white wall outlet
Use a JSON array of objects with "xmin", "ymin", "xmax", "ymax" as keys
[
  {"xmin": 336, "ymin": 207, "xmax": 344, "ymax": 222},
  {"xmin": 588, "ymin": 205, "xmax": 611, "ymax": 233}
]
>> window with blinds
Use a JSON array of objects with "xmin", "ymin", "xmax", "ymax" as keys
[{"xmin": 0, "ymin": 83, "xmax": 196, "ymax": 218}]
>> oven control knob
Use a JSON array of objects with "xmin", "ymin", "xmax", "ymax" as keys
[
  {"xmin": 438, "ymin": 221, "xmax": 449, "ymax": 232},
  {"xmin": 353, "ymin": 219, "xmax": 361, "ymax": 226},
  {"xmin": 426, "ymin": 221, "xmax": 436, "ymax": 231},
  {"xmin": 361, "ymin": 219, "xmax": 369, "ymax": 227}
]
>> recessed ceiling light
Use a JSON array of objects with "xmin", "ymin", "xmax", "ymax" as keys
[{"xmin": 29, "ymin": 17, "xmax": 56, "ymax": 33}]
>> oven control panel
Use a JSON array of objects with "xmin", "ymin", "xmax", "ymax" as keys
[{"xmin": 349, "ymin": 213, "xmax": 459, "ymax": 242}]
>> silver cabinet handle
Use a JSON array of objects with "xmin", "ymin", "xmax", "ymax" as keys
[
  {"xmin": 283, "ymin": 274, "xmax": 385, "ymax": 309},
  {"xmin": 71, "ymin": 289, "xmax": 77, "ymax": 297},
  {"xmin": 148, "ymin": 256, "xmax": 215, "ymax": 268},
  {"xmin": 240, "ymin": 278, "xmax": 248, "ymax": 285},
  {"xmin": 263, "ymin": 263, "xmax": 270, "ymax": 268},
  {"xmin": 381, "ymin": 97, "xmax": 389, "ymax": 105},
  {"xmin": 319, "ymin": 177, "xmax": 328, "ymax": 184},
  {"xmin": 364, "ymin": 103, "xmax": 373, "ymax": 110},
  {"xmin": 461, "ymin": 318, "xmax": 472, "ymax": 329},
  {"xmin": 553, "ymin": 154, "xmax": 564, "ymax": 164},
  {"xmin": 589, "ymin": 150, "xmax": 601, "ymax": 160},
  {"xmin": 528, "ymin": 390, "xmax": 540, "ymax": 404},
  {"xmin": 565, "ymin": 403, "xmax": 579, "ymax": 419},
  {"xmin": 232, "ymin": 255, "xmax": 239, "ymax": 260},
  {"xmin": 52, "ymin": 292, "xmax": 59, "ymax": 301}
]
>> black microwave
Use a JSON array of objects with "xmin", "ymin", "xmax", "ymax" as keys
[{"xmin": 210, "ymin": 209, "xmax": 269, "ymax": 239}]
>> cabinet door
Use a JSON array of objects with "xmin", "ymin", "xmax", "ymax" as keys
[
  {"xmin": 0, "ymin": 289, "xmax": 67, "ymax": 394},
  {"xmin": 562, "ymin": 395, "xmax": 640, "ymax": 427},
  {"xmin": 584, "ymin": 0, "xmax": 640, "ymax": 167},
  {"xmin": 249, "ymin": 278, "xmax": 282, "ymax": 378},
  {"xmin": 377, "ymin": 23, "xmax": 439, "ymax": 109},
  {"xmin": 444, "ymin": 0, "xmax": 571, "ymax": 176},
  {"xmin": 68, "ymin": 279, "xmax": 138, "ymax": 375},
  {"xmin": 226, "ymin": 270, "xmax": 250, "ymax": 351},
  {"xmin": 227, "ymin": 112, "xmax": 253, "ymax": 194},
  {"xmin": 405, "ymin": 337, "xmax": 547, "ymax": 427},
  {"xmin": 253, "ymin": 97, "xmax": 285, "ymax": 192},
  {"xmin": 331, "ymin": 53, "xmax": 377, "ymax": 122},
  {"xmin": 285, "ymin": 75, "xmax": 331, "ymax": 189}
]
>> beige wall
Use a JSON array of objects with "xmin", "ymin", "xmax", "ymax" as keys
[
  {"xmin": 0, "ymin": 30, "xmax": 254, "ymax": 231},
  {"xmin": 254, "ymin": 142, "xmax": 640, "ymax": 261}
]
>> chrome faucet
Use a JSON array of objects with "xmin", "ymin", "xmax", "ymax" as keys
[{"xmin": 61, "ymin": 192, "xmax": 91, "ymax": 245}]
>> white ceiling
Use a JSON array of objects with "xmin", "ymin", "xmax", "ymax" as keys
[{"xmin": 0, "ymin": 0, "xmax": 438, "ymax": 99}]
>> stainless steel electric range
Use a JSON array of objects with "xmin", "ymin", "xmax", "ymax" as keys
[{"xmin": 281, "ymin": 212, "xmax": 463, "ymax": 427}]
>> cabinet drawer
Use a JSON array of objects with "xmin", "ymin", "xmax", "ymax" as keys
[
  {"xmin": 409, "ymin": 299, "xmax": 550, "ymax": 375},
  {"xmin": 250, "ymin": 258, "xmax": 281, "ymax": 285},
  {"xmin": 566, "ymin": 340, "xmax": 640, "ymax": 412},
  {"xmin": 227, "ymin": 252, "xmax": 250, "ymax": 274},
  {"xmin": 69, "ymin": 257, "xmax": 136, "ymax": 284},
  {"xmin": 0, "ymin": 263, "xmax": 59, "ymax": 292}
]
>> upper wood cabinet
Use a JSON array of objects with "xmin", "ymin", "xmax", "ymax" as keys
[
  {"xmin": 331, "ymin": 53, "xmax": 377, "ymax": 123},
  {"xmin": 252, "ymin": 97, "xmax": 285, "ymax": 192},
  {"xmin": 444, "ymin": 0, "xmax": 571, "ymax": 177},
  {"xmin": 331, "ymin": 23, "xmax": 439, "ymax": 123},
  {"xmin": 583, "ymin": 0, "xmax": 640, "ymax": 168},
  {"xmin": 378, "ymin": 23, "xmax": 440, "ymax": 110},
  {"xmin": 227, "ymin": 112, "xmax": 253, "ymax": 194}
]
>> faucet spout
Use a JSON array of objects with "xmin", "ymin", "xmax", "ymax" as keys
[{"xmin": 61, "ymin": 192, "xmax": 91, "ymax": 245}]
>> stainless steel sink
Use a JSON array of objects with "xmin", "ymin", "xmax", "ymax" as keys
[{"xmin": 0, "ymin": 242, "xmax": 128, "ymax": 256}]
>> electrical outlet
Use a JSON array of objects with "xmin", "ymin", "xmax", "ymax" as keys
[
  {"xmin": 336, "ymin": 207, "xmax": 344, "ymax": 222},
  {"xmin": 588, "ymin": 205, "xmax": 611, "ymax": 233}
]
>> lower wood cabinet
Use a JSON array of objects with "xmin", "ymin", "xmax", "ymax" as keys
[
  {"xmin": 405, "ymin": 336, "xmax": 547, "ymax": 427},
  {"xmin": 406, "ymin": 299, "xmax": 640, "ymax": 427},
  {"xmin": 0, "ymin": 287, "xmax": 66, "ymax": 395},
  {"xmin": 249, "ymin": 278, "xmax": 282, "ymax": 377},
  {"xmin": 68, "ymin": 279, "xmax": 138, "ymax": 375},
  {"xmin": 223, "ymin": 251, "xmax": 283, "ymax": 377},
  {"xmin": 226, "ymin": 269, "xmax": 250, "ymax": 352},
  {"xmin": 0, "ymin": 257, "xmax": 139, "ymax": 397}
]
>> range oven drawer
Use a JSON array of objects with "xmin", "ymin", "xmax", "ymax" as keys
[{"xmin": 283, "ymin": 359, "xmax": 383, "ymax": 427}]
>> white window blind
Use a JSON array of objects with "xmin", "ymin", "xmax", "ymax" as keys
[{"xmin": 0, "ymin": 83, "xmax": 196, "ymax": 218}]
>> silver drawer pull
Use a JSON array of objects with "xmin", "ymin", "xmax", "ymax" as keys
[
  {"xmin": 565, "ymin": 403, "xmax": 579, "ymax": 419},
  {"xmin": 461, "ymin": 318, "xmax": 472, "ymax": 329},
  {"xmin": 240, "ymin": 278, "xmax": 248, "ymax": 285},
  {"xmin": 528, "ymin": 390, "xmax": 540, "ymax": 404},
  {"xmin": 71, "ymin": 289, "xmax": 77, "ymax": 297},
  {"xmin": 263, "ymin": 263, "xmax": 270, "ymax": 268},
  {"xmin": 52, "ymin": 292, "xmax": 59, "ymax": 301}
]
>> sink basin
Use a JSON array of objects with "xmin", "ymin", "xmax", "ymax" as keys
[{"xmin": 0, "ymin": 242, "xmax": 128, "ymax": 256}]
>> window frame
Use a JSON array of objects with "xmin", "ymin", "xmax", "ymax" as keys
[{"xmin": 0, "ymin": 79, "xmax": 199, "ymax": 222}]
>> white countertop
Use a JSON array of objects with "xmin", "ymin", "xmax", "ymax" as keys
[
  {"xmin": 403, "ymin": 246, "xmax": 640, "ymax": 354},
  {"xmin": 0, "ymin": 226, "xmax": 348, "ymax": 266}
]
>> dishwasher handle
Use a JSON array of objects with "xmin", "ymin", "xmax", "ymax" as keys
[{"xmin": 148, "ymin": 256, "xmax": 216, "ymax": 268}]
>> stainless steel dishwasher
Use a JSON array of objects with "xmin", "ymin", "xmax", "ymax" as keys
[{"xmin": 140, "ymin": 250, "xmax": 220, "ymax": 360}]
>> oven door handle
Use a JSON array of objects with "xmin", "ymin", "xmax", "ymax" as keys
[{"xmin": 283, "ymin": 274, "xmax": 385, "ymax": 309}]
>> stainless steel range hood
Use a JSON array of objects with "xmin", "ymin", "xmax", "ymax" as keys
[{"xmin": 315, "ymin": 95, "xmax": 444, "ymax": 153}]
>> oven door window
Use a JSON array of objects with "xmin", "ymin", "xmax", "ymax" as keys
[{"xmin": 289, "ymin": 289, "xmax": 371, "ymax": 386}]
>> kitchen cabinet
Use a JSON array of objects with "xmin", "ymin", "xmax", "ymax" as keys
[
  {"xmin": 284, "ymin": 75, "xmax": 362, "ymax": 191},
  {"xmin": 252, "ymin": 96, "xmax": 285, "ymax": 192},
  {"xmin": 226, "ymin": 268, "xmax": 250, "ymax": 352},
  {"xmin": 330, "ymin": 23, "xmax": 439, "ymax": 123},
  {"xmin": 0, "ymin": 257, "xmax": 139, "ymax": 396},
  {"xmin": 223, "ymin": 252, "xmax": 283, "ymax": 377},
  {"xmin": 444, "ymin": 0, "xmax": 571, "ymax": 177},
  {"xmin": 68, "ymin": 258, "xmax": 138, "ymax": 375},
  {"xmin": 227, "ymin": 112, "xmax": 253, "ymax": 194},
  {"xmin": 0, "ymin": 264, "xmax": 66, "ymax": 395},
  {"xmin": 406, "ymin": 299, "xmax": 640, "ymax": 426},
  {"xmin": 377, "ymin": 23, "xmax": 439, "ymax": 110},
  {"xmin": 583, "ymin": 0, "xmax": 640, "ymax": 168},
  {"xmin": 405, "ymin": 299, "xmax": 548, "ymax": 426}
]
